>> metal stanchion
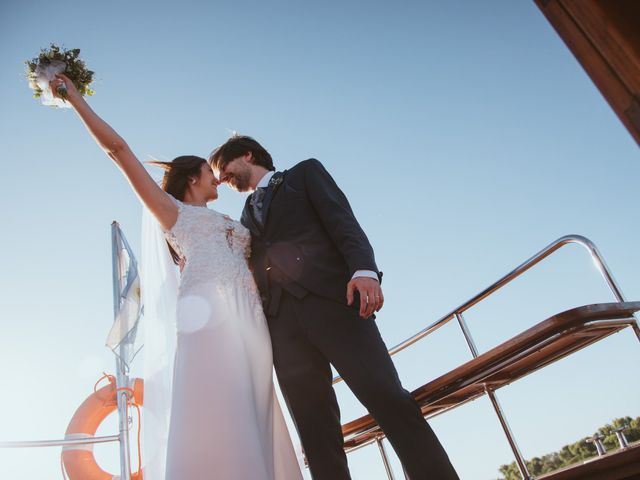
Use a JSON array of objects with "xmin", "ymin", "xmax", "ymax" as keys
[
  {"xmin": 375, "ymin": 436, "xmax": 396, "ymax": 480},
  {"xmin": 455, "ymin": 312, "xmax": 533, "ymax": 480}
]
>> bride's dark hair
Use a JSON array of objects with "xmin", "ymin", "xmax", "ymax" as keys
[
  {"xmin": 146, "ymin": 155, "xmax": 207, "ymax": 264},
  {"xmin": 146, "ymin": 155, "xmax": 206, "ymax": 201}
]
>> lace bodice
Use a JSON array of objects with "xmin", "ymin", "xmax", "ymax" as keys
[
  {"xmin": 164, "ymin": 200, "xmax": 256, "ymax": 296},
  {"xmin": 156, "ymin": 199, "xmax": 302, "ymax": 480}
]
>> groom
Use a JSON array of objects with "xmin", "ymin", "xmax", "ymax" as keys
[{"xmin": 210, "ymin": 136, "xmax": 459, "ymax": 480}]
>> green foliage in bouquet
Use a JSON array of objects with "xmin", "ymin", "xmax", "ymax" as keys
[{"xmin": 25, "ymin": 44, "xmax": 95, "ymax": 100}]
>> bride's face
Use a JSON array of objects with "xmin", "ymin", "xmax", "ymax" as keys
[
  {"xmin": 192, "ymin": 163, "xmax": 220, "ymax": 201},
  {"xmin": 218, "ymin": 155, "xmax": 252, "ymax": 192}
]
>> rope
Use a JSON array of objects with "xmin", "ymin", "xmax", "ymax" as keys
[{"xmin": 93, "ymin": 372, "xmax": 116, "ymax": 392}]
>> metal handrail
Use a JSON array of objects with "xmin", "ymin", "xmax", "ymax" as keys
[
  {"xmin": 0, "ymin": 435, "xmax": 120, "ymax": 449},
  {"xmin": 335, "ymin": 234, "xmax": 637, "ymax": 480},
  {"xmin": 333, "ymin": 234, "xmax": 627, "ymax": 385}
]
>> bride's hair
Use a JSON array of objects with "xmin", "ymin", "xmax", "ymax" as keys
[
  {"xmin": 146, "ymin": 155, "xmax": 206, "ymax": 201},
  {"xmin": 146, "ymin": 155, "xmax": 207, "ymax": 264}
]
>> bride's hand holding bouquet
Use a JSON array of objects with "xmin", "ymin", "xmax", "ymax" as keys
[{"xmin": 49, "ymin": 74, "xmax": 83, "ymax": 107}]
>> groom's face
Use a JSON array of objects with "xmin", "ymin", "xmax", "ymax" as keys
[{"xmin": 218, "ymin": 154, "xmax": 253, "ymax": 192}]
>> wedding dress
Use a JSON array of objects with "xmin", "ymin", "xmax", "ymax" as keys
[{"xmin": 142, "ymin": 199, "xmax": 303, "ymax": 479}]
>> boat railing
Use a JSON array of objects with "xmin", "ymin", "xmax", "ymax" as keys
[
  {"xmin": 335, "ymin": 234, "xmax": 634, "ymax": 388},
  {"xmin": 334, "ymin": 234, "xmax": 640, "ymax": 480}
]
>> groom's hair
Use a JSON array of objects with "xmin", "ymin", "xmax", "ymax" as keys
[{"xmin": 209, "ymin": 135, "xmax": 275, "ymax": 172}]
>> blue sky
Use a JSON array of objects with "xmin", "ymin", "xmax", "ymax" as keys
[{"xmin": 1, "ymin": 1, "xmax": 639, "ymax": 479}]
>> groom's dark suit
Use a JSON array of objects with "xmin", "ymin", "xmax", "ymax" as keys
[{"xmin": 241, "ymin": 159, "xmax": 458, "ymax": 480}]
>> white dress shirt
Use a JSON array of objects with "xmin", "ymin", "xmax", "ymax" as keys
[{"xmin": 255, "ymin": 171, "xmax": 378, "ymax": 282}]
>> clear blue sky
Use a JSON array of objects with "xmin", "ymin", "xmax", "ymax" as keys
[{"xmin": 1, "ymin": 1, "xmax": 639, "ymax": 479}]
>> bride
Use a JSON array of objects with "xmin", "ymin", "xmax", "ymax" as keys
[{"xmin": 50, "ymin": 74, "xmax": 303, "ymax": 479}]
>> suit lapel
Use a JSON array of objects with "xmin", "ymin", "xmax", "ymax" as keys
[
  {"xmin": 261, "ymin": 170, "xmax": 286, "ymax": 227},
  {"xmin": 241, "ymin": 195, "xmax": 261, "ymax": 237}
]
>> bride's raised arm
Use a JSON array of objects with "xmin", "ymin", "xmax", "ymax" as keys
[{"xmin": 50, "ymin": 74, "xmax": 177, "ymax": 230}]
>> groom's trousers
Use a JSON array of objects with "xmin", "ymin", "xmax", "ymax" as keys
[{"xmin": 267, "ymin": 290, "xmax": 460, "ymax": 480}]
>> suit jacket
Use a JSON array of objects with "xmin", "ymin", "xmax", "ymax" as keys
[{"xmin": 241, "ymin": 159, "xmax": 380, "ymax": 315}]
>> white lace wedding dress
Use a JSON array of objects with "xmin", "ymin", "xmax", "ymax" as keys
[{"xmin": 160, "ymin": 200, "xmax": 302, "ymax": 479}]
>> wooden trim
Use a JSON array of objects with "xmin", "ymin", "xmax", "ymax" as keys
[
  {"xmin": 534, "ymin": 0, "xmax": 640, "ymax": 145},
  {"xmin": 562, "ymin": 0, "xmax": 640, "ymax": 93},
  {"xmin": 341, "ymin": 302, "xmax": 640, "ymax": 449}
]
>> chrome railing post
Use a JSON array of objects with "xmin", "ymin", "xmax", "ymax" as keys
[
  {"xmin": 111, "ymin": 222, "xmax": 132, "ymax": 480},
  {"xmin": 486, "ymin": 389, "xmax": 532, "ymax": 479},
  {"xmin": 375, "ymin": 436, "xmax": 396, "ymax": 480},
  {"xmin": 574, "ymin": 235, "xmax": 625, "ymax": 302},
  {"xmin": 454, "ymin": 312, "xmax": 479, "ymax": 357},
  {"xmin": 454, "ymin": 313, "xmax": 532, "ymax": 480},
  {"xmin": 572, "ymin": 235, "xmax": 640, "ymax": 343}
]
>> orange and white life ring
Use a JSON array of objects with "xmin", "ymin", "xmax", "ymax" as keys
[{"xmin": 61, "ymin": 375, "xmax": 144, "ymax": 480}]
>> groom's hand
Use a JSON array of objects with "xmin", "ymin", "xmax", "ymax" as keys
[{"xmin": 347, "ymin": 277, "xmax": 384, "ymax": 318}]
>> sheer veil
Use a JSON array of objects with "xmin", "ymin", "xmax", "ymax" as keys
[{"xmin": 140, "ymin": 206, "xmax": 178, "ymax": 480}]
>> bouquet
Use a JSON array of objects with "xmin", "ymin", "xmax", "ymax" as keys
[{"xmin": 25, "ymin": 44, "xmax": 95, "ymax": 108}]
